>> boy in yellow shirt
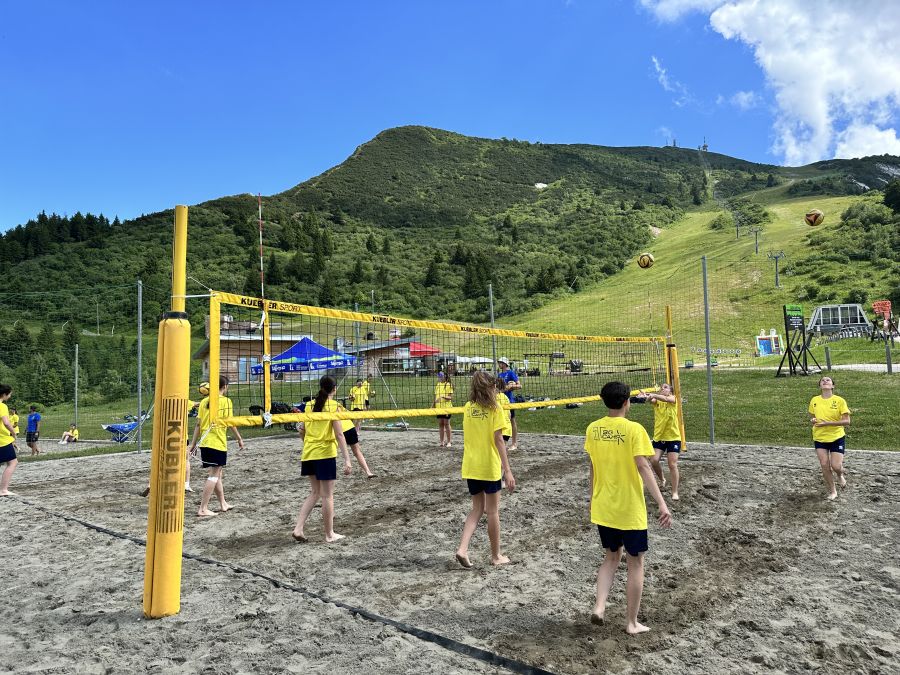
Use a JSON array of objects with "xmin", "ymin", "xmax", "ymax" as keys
[
  {"xmin": 348, "ymin": 379, "xmax": 367, "ymax": 433},
  {"xmin": 585, "ymin": 381, "xmax": 672, "ymax": 634},
  {"xmin": 808, "ymin": 376, "xmax": 851, "ymax": 501}
]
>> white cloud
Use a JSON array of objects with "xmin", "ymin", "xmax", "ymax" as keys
[
  {"xmin": 834, "ymin": 124, "xmax": 900, "ymax": 159},
  {"xmin": 639, "ymin": 0, "xmax": 724, "ymax": 22},
  {"xmin": 650, "ymin": 56, "xmax": 692, "ymax": 107},
  {"xmin": 729, "ymin": 90, "xmax": 761, "ymax": 110},
  {"xmin": 642, "ymin": 0, "xmax": 900, "ymax": 164}
]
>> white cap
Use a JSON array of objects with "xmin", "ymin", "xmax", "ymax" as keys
[{"xmin": 498, "ymin": 356, "xmax": 510, "ymax": 366}]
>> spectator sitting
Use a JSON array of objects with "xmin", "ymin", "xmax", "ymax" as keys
[{"xmin": 59, "ymin": 424, "xmax": 79, "ymax": 445}]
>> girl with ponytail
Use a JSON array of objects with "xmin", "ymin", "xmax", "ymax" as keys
[{"xmin": 292, "ymin": 375, "xmax": 352, "ymax": 543}]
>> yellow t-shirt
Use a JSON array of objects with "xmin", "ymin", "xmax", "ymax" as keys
[
  {"xmin": 652, "ymin": 400, "xmax": 680, "ymax": 441},
  {"xmin": 9, "ymin": 414, "xmax": 19, "ymax": 435},
  {"xmin": 71, "ymin": 429, "xmax": 80, "ymax": 440},
  {"xmin": 303, "ymin": 399, "xmax": 340, "ymax": 460},
  {"xmin": 198, "ymin": 395, "xmax": 234, "ymax": 452},
  {"xmin": 434, "ymin": 381, "xmax": 454, "ymax": 409},
  {"xmin": 349, "ymin": 385, "xmax": 366, "ymax": 409},
  {"xmin": 0, "ymin": 403, "xmax": 14, "ymax": 445},
  {"xmin": 809, "ymin": 394, "xmax": 850, "ymax": 443},
  {"xmin": 336, "ymin": 404, "xmax": 354, "ymax": 434},
  {"xmin": 495, "ymin": 393, "xmax": 512, "ymax": 437},
  {"xmin": 585, "ymin": 416, "xmax": 655, "ymax": 530},
  {"xmin": 461, "ymin": 401, "xmax": 505, "ymax": 481},
  {"xmin": 362, "ymin": 381, "xmax": 372, "ymax": 398}
]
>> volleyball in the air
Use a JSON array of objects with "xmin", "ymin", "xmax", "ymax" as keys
[
  {"xmin": 198, "ymin": 382, "xmax": 210, "ymax": 396},
  {"xmin": 637, "ymin": 252, "xmax": 655, "ymax": 269},
  {"xmin": 805, "ymin": 209, "xmax": 824, "ymax": 226}
]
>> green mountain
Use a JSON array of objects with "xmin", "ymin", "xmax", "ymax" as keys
[{"xmin": 2, "ymin": 125, "xmax": 899, "ymax": 332}]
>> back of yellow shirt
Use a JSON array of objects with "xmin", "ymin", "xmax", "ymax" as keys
[
  {"xmin": 809, "ymin": 394, "xmax": 849, "ymax": 443},
  {"xmin": 198, "ymin": 395, "xmax": 234, "ymax": 451},
  {"xmin": 303, "ymin": 399, "xmax": 339, "ymax": 460},
  {"xmin": 336, "ymin": 404, "xmax": 354, "ymax": 434},
  {"xmin": 0, "ymin": 403, "xmax": 14, "ymax": 445},
  {"xmin": 9, "ymin": 414, "xmax": 19, "ymax": 435},
  {"xmin": 585, "ymin": 416, "xmax": 654, "ymax": 530},
  {"xmin": 652, "ymin": 400, "xmax": 680, "ymax": 441},
  {"xmin": 462, "ymin": 401, "xmax": 505, "ymax": 481},
  {"xmin": 72, "ymin": 429, "xmax": 80, "ymax": 440}
]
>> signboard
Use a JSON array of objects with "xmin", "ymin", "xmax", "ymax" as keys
[
  {"xmin": 784, "ymin": 304, "xmax": 804, "ymax": 330},
  {"xmin": 872, "ymin": 300, "xmax": 891, "ymax": 317}
]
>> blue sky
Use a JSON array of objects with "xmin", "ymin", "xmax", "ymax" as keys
[{"xmin": 1, "ymin": 0, "xmax": 897, "ymax": 231}]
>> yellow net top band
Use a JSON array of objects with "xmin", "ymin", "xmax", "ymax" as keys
[{"xmin": 212, "ymin": 291, "xmax": 663, "ymax": 345}]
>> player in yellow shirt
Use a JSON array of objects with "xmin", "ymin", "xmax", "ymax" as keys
[
  {"xmin": 495, "ymin": 379, "xmax": 513, "ymax": 444},
  {"xmin": 455, "ymin": 371, "xmax": 516, "ymax": 569},
  {"xmin": 348, "ymin": 378, "xmax": 367, "ymax": 433},
  {"xmin": 59, "ymin": 423, "xmax": 79, "ymax": 444},
  {"xmin": 433, "ymin": 372, "xmax": 454, "ymax": 447},
  {"xmin": 0, "ymin": 385, "xmax": 19, "ymax": 496},
  {"xmin": 9, "ymin": 408, "xmax": 19, "ymax": 437},
  {"xmin": 808, "ymin": 376, "xmax": 851, "ymax": 501},
  {"xmin": 636, "ymin": 384, "xmax": 682, "ymax": 500},
  {"xmin": 585, "ymin": 382, "xmax": 672, "ymax": 635},
  {"xmin": 292, "ymin": 376, "xmax": 352, "ymax": 543},
  {"xmin": 189, "ymin": 376, "xmax": 244, "ymax": 517}
]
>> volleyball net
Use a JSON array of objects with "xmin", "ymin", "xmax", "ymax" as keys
[{"xmin": 205, "ymin": 291, "xmax": 672, "ymax": 428}]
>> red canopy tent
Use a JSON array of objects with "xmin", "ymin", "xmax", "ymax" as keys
[{"xmin": 409, "ymin": 341, "xmax": 441, "ymax": 357}]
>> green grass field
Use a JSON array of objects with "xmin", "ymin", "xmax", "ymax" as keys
[{"xmin": 405, "ymin": 369, "xmax": 899, "ymax": 451}]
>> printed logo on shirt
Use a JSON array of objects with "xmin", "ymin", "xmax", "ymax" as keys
[
  {"xmin": 469, "ymin": 408, "xmax": 490, "ymax": 419},
  {"xmin": 592, "ymin": 427, "xmax": 625, "ymax": 444}
]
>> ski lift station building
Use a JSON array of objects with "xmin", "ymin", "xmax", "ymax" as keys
[{"xmin": 806, "ymin": 304, "xmax": 870, "ymax": 334}]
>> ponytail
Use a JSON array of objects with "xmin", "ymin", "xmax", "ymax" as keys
[{"xmin": 313, "ymin": 375, "xmax": 336, "ymax": 413}]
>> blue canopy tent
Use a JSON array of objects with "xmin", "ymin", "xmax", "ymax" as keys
[{"xmin": 250, "ymin": 336, "xmax": 356, "ymax": 374}]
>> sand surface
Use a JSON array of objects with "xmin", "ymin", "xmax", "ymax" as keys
[{"xmin": 2, "ymin": 430, "xmax": 899, "ymax": 674}]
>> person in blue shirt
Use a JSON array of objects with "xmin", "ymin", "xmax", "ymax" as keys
[
  {"xmin": 496, "ymin": 357, "xmax": 521, "ymax": 451},
  {"xmin": 26, "ymin": 405, "xmax": 42, "ymax": 456}
]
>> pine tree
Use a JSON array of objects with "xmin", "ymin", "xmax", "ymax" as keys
[
  {"xmin": 423, "ymin": 258, "xmax": 440, "ymax": 287},
  {"xmin": 38, "ymin": 323, "xmax": 57, "ymax": 352},
  {"xmin": 366, "ymin": 233, "xmax": 378, "ymax": 254},
  {"xmin": 62, "ymin": 320, "xmax": 80, "ymax": 355}
]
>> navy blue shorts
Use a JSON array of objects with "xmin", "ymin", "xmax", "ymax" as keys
[
  {"xmin": 200, "ymin": 447, "xmax": 227, "ymax": 467},
  {"xmin": 436, "ymin": 414, "xmax": 451, "ymax": 420},
  {"xmin": 343, "ymin": 427, "xmax": 359, "ymax": 446},
  {"xmin": 0, "ymin": 443, "xmax": 16, "ymax": 464},
  {"xmin": 301, "ymin": 457, "xmax": 337, "ymax": 481},
  {"xmin": 653, "ymin": 440, "xmax": 681, "ymax": 454},
  {"xmin": 815, "ymin": 438, "xmax": 846, "ymax": 454},
  {"xmin": 509, "ymin": 408, "xmax": 516, "ymax": 419},
  {"xmin": 467, "ymin": 478, "xmax": 502, "ymax": 495},
  {"xmin": 26, "ymin": 432, "xmax": 39, "ymax": 444},
  {"xmin": 502, "ymin": 435, "xmax": 510, "ymax": 442},
  {"xmin": 597, "ymin": 525, "xmax": 648, "ymax": 556}
]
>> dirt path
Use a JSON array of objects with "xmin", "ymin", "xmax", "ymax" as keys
[{"xmin": 2, "ymin": 430, "xmax": 898, "ymax": 673}]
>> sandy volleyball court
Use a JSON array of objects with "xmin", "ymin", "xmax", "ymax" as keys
[{"xmin": 2, "ymin": 430, "xmax": 899, "ymax": 674}]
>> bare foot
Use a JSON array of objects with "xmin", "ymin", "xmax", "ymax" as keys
[
  {"xmin": 140, "ymin": 486, "xmax": 150, "ymax": 497},
  {"xmin": 219, "ymin": 503, "xmax": 234, "ymax": 513},
  {"xmin": 197, "ymin": 510, "xmax": 218, "ymax": 517},
  {"xmin": 455, "ymin": 552, "xmax": 473, "ymax": 569},
  {"xmin": 0, "ymin": 491, "xmax": 16, "ymax": 497},
  {"xmin": 291, "ymin": 531, "xmax": 307, "ymax": 543},
  {"xmin": 838, "ymin": 474, "xmax": 847, "ymax": 488},
  {"xmin": 826, "ymin": 492, "xmax": 837, "ymax": 501},
  {"xmin": 491, "ymin": 554, "xmax": 511, "ymax": 566},
  {"xmin": 626, "ymin": 622, "xmax": 651, "ymax": 635},
  {"xmin": 672, "ymin": 493, "xmax": 680, "ymax": 501},
  {"xmin": 366, "ymin": 473, "xmax": 376, "ymax": 479},
  {"xmin": 325, "ymin": 533, "xmax": 345, "ymax": 543},
  {"xmin": 590, "ymin": 612, "xmax": 604, "ymax": 626}
]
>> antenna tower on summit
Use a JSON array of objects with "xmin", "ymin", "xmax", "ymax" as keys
[{"xmin": 701, "ymin": 136, "xmax": 709, "ymax": 152}]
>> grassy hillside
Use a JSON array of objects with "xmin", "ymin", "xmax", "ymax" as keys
[{"xmin": 507, "ymin": 182, "xmax": 898, "ymax": 363}]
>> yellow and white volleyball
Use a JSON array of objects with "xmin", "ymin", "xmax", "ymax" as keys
[
  {"xmin": 637, "ymin": 252, "xmax": 655, "ymax": 269},
  {"xmin": 198, "ymin": 382, "xmax": 210, "ymax": 396},
  {"xmin": 805, "ymin": 209, "xmax": 824, "ymax": 226}
]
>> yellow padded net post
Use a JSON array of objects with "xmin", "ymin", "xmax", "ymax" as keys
[{"xmin": 143, "ymin": 205, "xmax": 191, "ymax": 618}]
